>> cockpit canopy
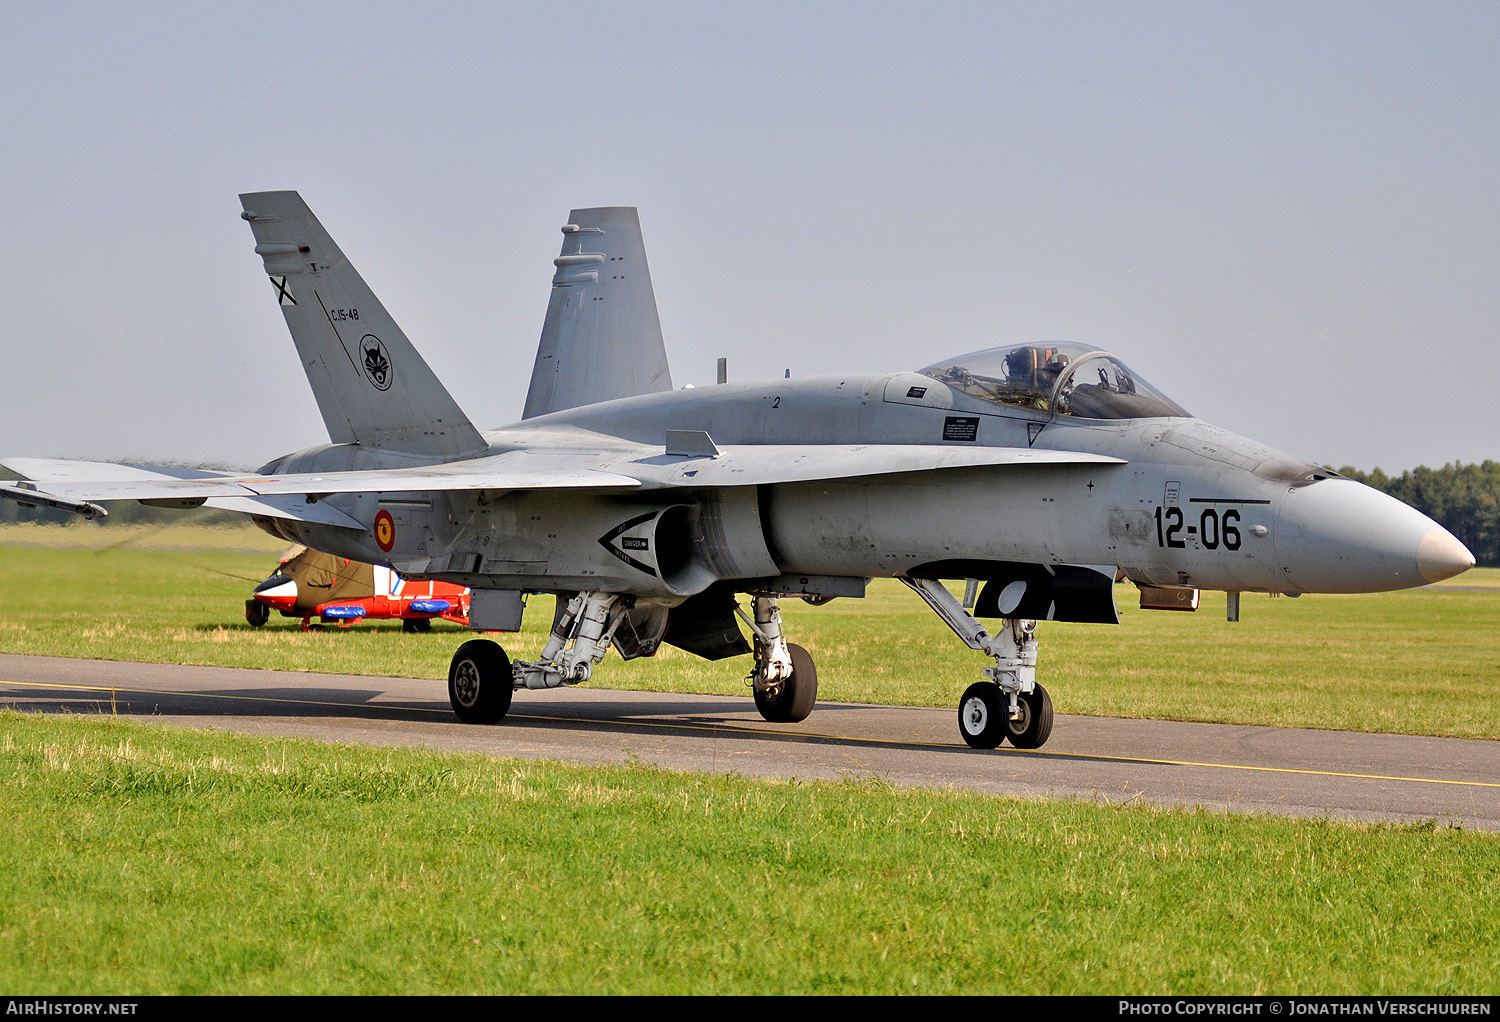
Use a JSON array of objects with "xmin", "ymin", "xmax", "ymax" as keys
[{"xmin": 917, "ymin": 343, "xmax": 1190, "ymax": 420}]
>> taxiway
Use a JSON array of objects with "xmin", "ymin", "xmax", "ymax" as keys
[{"xmin": 1, "ymin": 653, "xmax": 1495, "ymax": 830}]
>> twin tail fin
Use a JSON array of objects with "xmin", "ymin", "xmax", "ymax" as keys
[
  {"xmin": 523, "ymin": 206, "xmax": 673, "ymax": 418},
  {"xmin": 239, "ymin": 191, "xmax": 486, "ymax": 458}
]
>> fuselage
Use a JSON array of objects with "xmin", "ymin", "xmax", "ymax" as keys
[{"xmin": 254, "ymin": 367, "xmax": 1473, "ymax": 602}]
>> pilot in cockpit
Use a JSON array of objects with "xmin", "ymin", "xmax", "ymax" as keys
[
  {"xmin": 1002, "ymin": 346, "xmax": 1070, "ymax": 404},
  {"xmin": 919, "ymin": 343, "xmax": 1187, "ymax": 419}
]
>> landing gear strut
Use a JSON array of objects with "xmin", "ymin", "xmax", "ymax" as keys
[
  {"xmin": 513, "ymin": 591, "xmax": 625, "ymax": 690},
  {"xmin": 737, "ymin": 595, "xmax": 817, "ymax": 723},
  {"xmin": 901, "ymin": 577, "xmax": 1054, "ymax": 750}
]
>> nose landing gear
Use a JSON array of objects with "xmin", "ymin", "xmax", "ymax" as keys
[{"xmin": 902, "ymin": 577, "xmax": 1053, "ymax": 750}]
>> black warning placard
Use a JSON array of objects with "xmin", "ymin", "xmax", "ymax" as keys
[{"xmin": 943, "ymin": 416, "xmax": 980, "ymax": 442}]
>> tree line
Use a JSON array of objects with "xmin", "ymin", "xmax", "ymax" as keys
[{"xmin": 1337, "ymin": 461, "xmax": 1500, "ymax": 568}]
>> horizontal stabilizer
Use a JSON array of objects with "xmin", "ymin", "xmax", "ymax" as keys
[
  {"xmin": 204, "ymin": 495, "xmax": 365, "ymax": 530},
  {"xmin": 222, "ymin": 457, "xmax": 643, "ymax": 496}
]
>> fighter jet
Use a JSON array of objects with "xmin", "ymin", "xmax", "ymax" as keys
[{"xmin": 1, "ymin": 192, "xmax": 1474, "ymax": 750}]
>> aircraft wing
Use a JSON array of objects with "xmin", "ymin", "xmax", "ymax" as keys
[
  {"xmin": 621, "ymin": 443, "xmax": 1125, "ymax": 488},
  {"xmin": 253, "ymin": 444, "xmax": 1122, "ymax": 492},
  {"xmin": 0, "ymin": 454, "xmax": 642, "ymax": 527},
  {"xmin": 0, "ymin": 460, "xmax": 376, "ymax": 529},
  {"xmin": 2, "ymin": 445, "xmax": 1120, "ymax": 522}
]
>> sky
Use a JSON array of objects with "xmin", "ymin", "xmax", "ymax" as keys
[{"xmin": 1, "ymin": 1, "xmax": 1495, "ymax": 473}]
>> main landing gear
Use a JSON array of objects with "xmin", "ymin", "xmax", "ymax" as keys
[
  {"xmin": 443, "ymin": 589, "xmax": 822, "ymax": 727},
  {"xmin": 899, "ymin": 578, "xmax": 1054, "ymax": 750},
  {"xmin": 444, "ymin": 580, "xmax": 1036, "ymax": 749},
  {"xmin": 446, "ymin": 590, "xmax": 627, "ymax": 723},
  {"xmin": 737, "ymin": 595, "xmax": 817, "ymax": 723}
]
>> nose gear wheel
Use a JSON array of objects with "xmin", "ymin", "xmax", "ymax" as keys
[
  {"xmin": 1004, "ymin": 683, "xmax": 1054, "ymax": 749},
  {"xmin": 959, "ymin": 682, "xmax": 1004, "ymax": 749}
]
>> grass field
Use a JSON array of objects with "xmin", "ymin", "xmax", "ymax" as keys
[
  {"xmin": 1, "ymin": 521, "xmax": 1497, "ymax": 738},
  {"xmin": 2, "ymin": 523, "xmax": 1498, "ymax": 995},
  {"xmin": 1, "ymin": 710, "xmax": 1495, "ymax": 995}
]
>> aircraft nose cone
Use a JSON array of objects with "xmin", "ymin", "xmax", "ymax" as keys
[
  {"xmin": 253, "ymin": 572, "xmax": 298, "ymax": 604},
  {"xmin": 1275, "ymin": 480, "xmax": 1472, "ymax": 593},
  {"xmin": 1417, "ymin": 527, "xmax": 1475, "ymax": 584}
]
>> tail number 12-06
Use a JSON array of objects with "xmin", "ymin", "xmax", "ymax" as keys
[{"xmin": 1156, "ymin": 506, "xmax": 1241, "ymax": 551}]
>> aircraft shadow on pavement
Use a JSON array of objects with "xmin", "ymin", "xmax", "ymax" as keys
[
  {"xmin": 3, "ymin": 687, "xmax": 426, "ymax": 723},
  {"xmin": 2, "ymin": 684, "xmax": 1163, "ymax": 764},
  {"xmin": 501, "ymin": 700, "xmax": 1043, "ymax": 761},
  {"xmin": 6, "ymin": 686, "xmax": 769, "ymax": 729},
  {"xmin": 3, "ymin": 685, "xmax": 1041, "ymax": 760}
]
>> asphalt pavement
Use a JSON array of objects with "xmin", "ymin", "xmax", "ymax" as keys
[{"xmin": 1, "ymin": 653, "xmax": 1495, "ymax": 830}]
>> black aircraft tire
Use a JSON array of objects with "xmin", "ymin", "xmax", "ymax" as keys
[
  {"xmin": 783, "ymin": 643, "xmax": 818, "ymax": 722},
  {"xmin": 753, "ymin": 643, "xmax": 818, "ymax": 723},
  {"xmin": 752, "ymin": 682, "xmax": 781, "ymax": 722},
  {"xmin": 958, "ymin": 682, "xmax": 1006, "ymax": 750},
  {"xmin": 244, "ymin": 600, "xmax": 269, "ymax": 628},
  {"xmin": 1004, "ymin": 683, "xmax": 1054, "ymax": 749},
  {"xmin": 402, "ymin": 617, "xmax": 432, "ymax": 633},
  {"xmin": 448, "ymin": 639, "xmax": 513, "ymax": 724}
]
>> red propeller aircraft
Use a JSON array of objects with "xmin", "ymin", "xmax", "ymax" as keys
[{"xmin": 246, "ymin": 546, "xmax": 471, "ymax": 632}]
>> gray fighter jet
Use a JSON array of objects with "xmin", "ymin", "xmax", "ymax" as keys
[{"xmin": 1, "ymin": 192, "xmax": 1475, "ymax": 750}]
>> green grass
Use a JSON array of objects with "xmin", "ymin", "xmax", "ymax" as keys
[
  {"xmin": 3, "ymin": 525, "xmax": 1496, "ymax": 995},
  {"xmin": 2, "ymin": 524, "xmax": 1497, "ymax": 738},
  {"xmin": 1, "ymin": 710, "xmax": 1494, "ymax": 995}
]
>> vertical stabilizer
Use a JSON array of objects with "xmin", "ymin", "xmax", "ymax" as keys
[
  {"xmin": 239, "ymin": 191, "xmax": 486, "ymax": 458},
  {"xmin": 523, "ymin": 207, "xmax": 673, "ymax": 418}
]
